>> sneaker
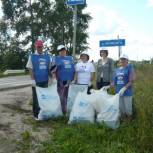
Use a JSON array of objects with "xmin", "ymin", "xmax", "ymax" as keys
[{"xmin": 34, "ymin": 117, "xmax": 39, "ymax": 121}]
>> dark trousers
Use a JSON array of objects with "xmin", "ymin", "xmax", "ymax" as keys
[
  {"xmin": 57, "ymin": 80, "xmax": 69, "ymax": 114},
  {"xmin": 96, "ymin": 78, "xmax": 110, "ymax": 90},
  {"xmin": 32, "ymin": 81, "xmax": 48, "ymax": 118}
]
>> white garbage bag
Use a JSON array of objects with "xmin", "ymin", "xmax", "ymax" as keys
[
  {"xmin": 92, "ymin": 90, "xmax": 120, "ymax": 129},
  {"xmin": 97, "ymin": 94, "xmax": 120, "ymax": 129},
  {"xmin": 36, "ymin": 82, "xmax": 63, "ymax": 120},
  {"xmin": 67, "ymin": 84, "xmax": 88, "ymax": 114},
  {"xmin": 68, "ymin": 91, "xmax": 95, "ymax": 124},
  {"xmin": 90, "ymin": 89, "xmax": 113, "ymax": 113}
]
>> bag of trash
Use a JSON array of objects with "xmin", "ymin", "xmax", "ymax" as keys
[
  {"xmin": 67, "ymin": 84, "xmax": 88, "ymax": 114},
  {"xmin": 68, "ymin": 91, "xmax": 95, "ymax": 124},
  {"xmin": 88, "ymin": 89, "xmax": 120, "ymax": 129},
  {"xmin": 36, "ymin": 81, "xmax": 63, "ymax": 120}
]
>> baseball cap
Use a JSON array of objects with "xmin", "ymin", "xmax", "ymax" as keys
[
  {"xmin": 57, "ymin": 45, "xmax": 66, "ymax": 51},
  {"xmin": 80, "ymin": 51, "xmax": 90, "ymax": 60},
  {"xmin": 120, "ymin": 54, "xmax": 129, "ymax": 60},
  {"xmin": 81, "ymin": 51, "xmax": 89, "ymax": 56},
  {"xmin": 35, "ymin": 40, "xmax": 43, "ymax": 47}
]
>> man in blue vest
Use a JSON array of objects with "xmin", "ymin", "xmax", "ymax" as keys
[
  {"xmin": 26, "ymin": 40, "xmax": 52, "ymax": 120},
  {"xmin": 54, "ymin": 45, "xmax": 75, "ymax": 115}
]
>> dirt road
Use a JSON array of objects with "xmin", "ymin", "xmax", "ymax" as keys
[{"xmin": 0, "ymin": 87, "xmax": 50, "ymax": 153}]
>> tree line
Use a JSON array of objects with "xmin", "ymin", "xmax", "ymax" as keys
[{"xmin": 0, "ymin": 0, "xmax": 91, "ymax": 71}]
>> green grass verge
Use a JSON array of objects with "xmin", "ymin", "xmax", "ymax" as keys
[{"xmin": 18, "ymin": 64, "xmax": 153, "ymax": 153}]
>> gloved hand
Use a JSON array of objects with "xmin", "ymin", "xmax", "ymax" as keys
[
  {"xmin": 52, "ymin": 78, "xmax": 57, "ymax": 84},
  {"xmin": 71, "ymin": 80, "xmax": 76, "ymax": 84},
  {"xmin": 101, "ymin": 85, "xmax": 110, "ymax": 91},
  {"xmin": 64, "ymin": 80, "xmax": 71, "ymax": 87},
  {"xmin": 119, "ymin": 86, "xmax": 127, "ymax": 96},
  {"xmin": 88, "ymin": 81, "xmax": 92, "ymax": 86},
  {"xmin": 31, "ymin": 80, "xmax": 36, "ymax": 87}
]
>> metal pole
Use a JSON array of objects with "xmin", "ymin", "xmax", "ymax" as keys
[
  {"xmin": 72, "ymin": 5, "xmax": 77, "ymax": 58},
  {"xmin": 117, "ymin": 35, "xmax": 121, "ymax": 59}
]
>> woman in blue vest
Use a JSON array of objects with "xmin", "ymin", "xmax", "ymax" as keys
[
  {"xmin": 55, "ymin": 45, "xmax": 75, "ymax": 115},
  {"xmin": 103, "ymin": 54, "xmax": 135, "ymax": 120},
  {"xmin": 104, "ymin": 54, "xmax": 136, "ymax": 120},
  {"xmin": 26, "ymin": 40, "xmax": 52, "ymax": 120}
]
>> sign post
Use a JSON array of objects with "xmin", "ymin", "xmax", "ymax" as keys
[
  {"xmin": 66, "ymin": 0, "xmax": 86, "ymax": 58},
  {"xmin": 66, "ymin": 0, "xmax": 86, "ymax": 5},
  {"xmin": 99, "ymin": 38, "xmax": 125, "ymax": 59}
]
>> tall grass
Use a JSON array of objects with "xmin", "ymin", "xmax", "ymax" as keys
[{"xmin": 20, "ymin": 64, "xmax": 153, "ymax": 153}]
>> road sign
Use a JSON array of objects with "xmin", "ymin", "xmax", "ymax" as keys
[
  {"xmin": 66, "ymin": 0, "xmax": 86, "ymax": 5},
  {"xmin": 99, "ymin": 39, "xmax": 125, "ymax": 47}
]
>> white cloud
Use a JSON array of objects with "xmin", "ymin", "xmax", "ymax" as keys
[
  {"xmin": 147, "ymin": 0, "xmax": 153, "ymax": 7},
  {"xmin": 85, "ymin": 4, "xmax": 128, "ymax": 36},
  {"xmin": 0, "ymin": 1, "xmax": 3, "ymax": 18},
  {"xmin": 83, "ymin": 1, "xmax": 153, "ymax": 61}
]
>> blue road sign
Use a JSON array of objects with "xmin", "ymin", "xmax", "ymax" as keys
[
  {"xmin": 66, "ymin": 0, "xmax": 86, "ymax": 5},
  {"xmin": 99, "ymin": 39, "xmax": 125, "ymax": 47}
]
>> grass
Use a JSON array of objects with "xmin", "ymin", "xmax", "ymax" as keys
[{"xmin": 18, "ymin": 64, "xmax": 153, "ymax": 153}]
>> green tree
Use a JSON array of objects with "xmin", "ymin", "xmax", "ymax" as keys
[{"xmin": 1, "ymin": 0, "xmax": 91, "ymax": 55}]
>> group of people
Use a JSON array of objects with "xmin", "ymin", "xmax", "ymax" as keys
[{"xmin": 26, "ymin": 40, "xmax": 136, "ymax": 121}]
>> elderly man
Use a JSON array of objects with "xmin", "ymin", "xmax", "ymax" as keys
[{"xmin": 26, "ymin": 40, "xmax": 52, "ymax": 120}]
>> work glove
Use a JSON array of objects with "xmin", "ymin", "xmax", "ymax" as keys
[
  {"xmin": 64, "ymin": 80, "xmax": 71, "ymax": 87},
  {"xmin": 101, "ymin": 85, "xmax": 110, "ymax": 91},
  {"xmin": 119, "ymin": 86, "xmax": 127, "ymax": 96},
  {"xmin": 31, "ymin": 80, "xmax": 36, "ymax": 87},
  {"xmin": 71, "ymin": 80, "xmax": 76, "ymax": 84},
  {"xmin": 88, "ymin": 81, "xmax": 92, "ymax": 86},
  {"xmin": 52, "ymin": 78, "xmax": 57, "ymax": 84},
  {"xmin": 48, "ymin": 78, "xmax": 57, "ymax": 86}
]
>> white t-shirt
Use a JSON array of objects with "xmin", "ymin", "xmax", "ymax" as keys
[{"xmin": 75, "ymin": 61, "xmax": 95, "ymax": 85}]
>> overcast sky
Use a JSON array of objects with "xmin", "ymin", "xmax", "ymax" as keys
[
  {"xmin": 1, "ymin": 0, "xmax": 153, "ymax": 61},
  {"xmin": 84, "ymin": 0, "xmax": 153, "ymax": 61}
]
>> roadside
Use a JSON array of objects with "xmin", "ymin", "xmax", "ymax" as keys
[
  {"xmin": 0, "ymin": 75, "xmax": 31, "ymax": 91},
  {"xmin": 0, "ymin": 87, "xmax": 51, "ymax": 153}
]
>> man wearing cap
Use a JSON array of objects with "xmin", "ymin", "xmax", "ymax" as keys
[
  {"xmin": 26, "ymin": 40, "xmax": 52, "ymax": 120},
  {"xmin": 54, "ymin": 45, "xmax": 75, "ymax": 115},
  {"xmin": 103, "ymin": 54, "xmax": 136, "ymax": 120}
]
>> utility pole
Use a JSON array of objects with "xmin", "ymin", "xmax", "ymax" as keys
[
  {"xmin": 29, "ymin": 0, "xmax": 35, "ymax": 53},
  {"xmin": 66, "ymin": 0, "xmax": 85, "ymax": 58},
  {"xmin": 72, "ymin": 5, "xmax": 77, "ymax": 58}
]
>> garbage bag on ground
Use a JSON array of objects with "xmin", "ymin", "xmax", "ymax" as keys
[
  {"xmin": 68, "ymin": 91, "xmax": 96, "ymax": 124},
  {"xmin": 90, "ymin": 89, "xmax": 120, "ymax": 129},
  {"xmin": 36, "ymin": 82, "xmax": 63, "ymax": 120},
  {"xmin": 67, "ymin": 84, "xmax": 88, "ymax": 114},
  {"xmin": 90, "ymin": 89, "xmax": 113, "ymax": 113}
]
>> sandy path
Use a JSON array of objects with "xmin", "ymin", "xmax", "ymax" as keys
[{"xmin": 0, "ymin": 87, "xmax": 50, "ymax": 153}]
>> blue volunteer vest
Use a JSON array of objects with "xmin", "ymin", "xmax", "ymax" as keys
[
  {"xmin": 31, "ymin": 54, "xmax": 50, "ymax": 83},
  {"xmin": 114, "ymin": 64, "xmax": 133, "ymax": 96},
  {"xmin": 55, "ymin": 56, "xmax": 75, "ymax": 81}
]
